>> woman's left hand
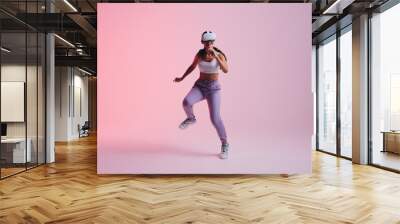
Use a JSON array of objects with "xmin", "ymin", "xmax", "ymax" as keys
[
  {"xmin": 210, "ymin": 47, "xmax": 228, "ymax": 73},
  {"xmin": 211, "ymin": 48, "xmax": 220, "ymax": 59}
]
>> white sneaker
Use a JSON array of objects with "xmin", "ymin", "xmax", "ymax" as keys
[
  {"xmin": 179, "ymin": 118, "xmax": 196, "ymax": 129},
  {"xmin": 219, "ymin": 143, "xmax": 229, "ymax": 159}
]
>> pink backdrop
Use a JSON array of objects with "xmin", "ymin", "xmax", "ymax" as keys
[{"xmin": 97, "ymin": 3, "xmax": 312, "ymax": 174}]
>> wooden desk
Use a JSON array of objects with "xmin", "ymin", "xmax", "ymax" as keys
[{"xmin": 381, "ymin": 131, "xmax": 400, "ymax": 154}]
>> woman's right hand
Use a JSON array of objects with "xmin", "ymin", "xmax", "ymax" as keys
[{"xmin": 174, "ymin": 77, "xmax": 184, "ymax": 82}]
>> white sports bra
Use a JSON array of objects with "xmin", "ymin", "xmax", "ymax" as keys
[{"xmin": 198, "ymin": 58, "xmax": 220, "ymax": 74}]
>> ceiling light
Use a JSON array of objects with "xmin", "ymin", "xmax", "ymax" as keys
[
  {"xmin": 54, "ymin": 34, "xmax": 75, "ymax": 48},
  {"xmin": 322, "ymin": 0, "xmax": 355, "ymax": 14},
  {"xmin": 322, "ymin": 0, "xmax": 342, "ymax": 14},
  {"xmin": 1, "ymin": 47, "xmax": 11, "ymax": 53},
  {"xmin": 78, "ymin": 67, "xmax": 93, "ymax": 76},
  {"xmin": 63, "ymin": 0, "xmax": 78, "ymax": 12}
]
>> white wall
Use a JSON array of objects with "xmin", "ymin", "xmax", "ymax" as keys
[
  {"xmin": 55, "ymin": 66, "xmax": 89, "ymax": 141},
  {"xmin": 71, "ymin": 72, "xmax": 89, "ymax": 138},
  {"xmin": 55, "ymin": 66, "xmax": 70, "ymax": 141}
]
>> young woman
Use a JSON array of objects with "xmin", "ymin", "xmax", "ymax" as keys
[{"xmin": 173, "ymin": 31, "xmax": 230, "ymax": 159}]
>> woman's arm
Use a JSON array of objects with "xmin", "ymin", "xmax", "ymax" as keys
[
  {"xmin": 182, "ymin": 54, "xmax": 199, "ymax": 79},
  {"xmin": 214, "ymin": 51, "xmax": 228, "ymax": 73},
  {"xmin": 174, "ymin": 54, "xmax": 200, "ymax": 82}
]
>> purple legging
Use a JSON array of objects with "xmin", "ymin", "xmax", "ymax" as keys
[{"xmin": 182, "ymin": 80, "xmax": 228, "ymax": 144}]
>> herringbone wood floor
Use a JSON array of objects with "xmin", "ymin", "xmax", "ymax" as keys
[{"xmin": 1, "ymin": 134, "xmax": 400, "ymax": 224}]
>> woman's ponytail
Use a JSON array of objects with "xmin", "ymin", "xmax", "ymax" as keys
[{"xmin": 213, "ymin": 47, "xmax": 227, "ymax": 61}]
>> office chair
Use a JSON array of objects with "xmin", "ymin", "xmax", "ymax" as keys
[{"xmin": 79, "ymin": 121, "xmax": 90, "ymax": 138}]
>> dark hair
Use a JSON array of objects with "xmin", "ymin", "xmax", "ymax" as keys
[{"xmin": 197, "ymin": 47, "xmax": 227, "ymax": 62}]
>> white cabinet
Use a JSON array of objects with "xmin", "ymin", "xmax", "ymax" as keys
[{"xmin": 1, "ymin": 138, "xmax": 32, "ymax": 163}]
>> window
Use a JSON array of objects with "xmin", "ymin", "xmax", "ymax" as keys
[
  {"xmin": 339, "ymin": 28, "xmax": 352, "ymax": 158},
  {"xmin": 317, "ymin": 36, "xmax": 337, "ymax": 154},
  {"xmin": 370, "ymin": 3, "xmax": 400, "ymax": 171}
]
